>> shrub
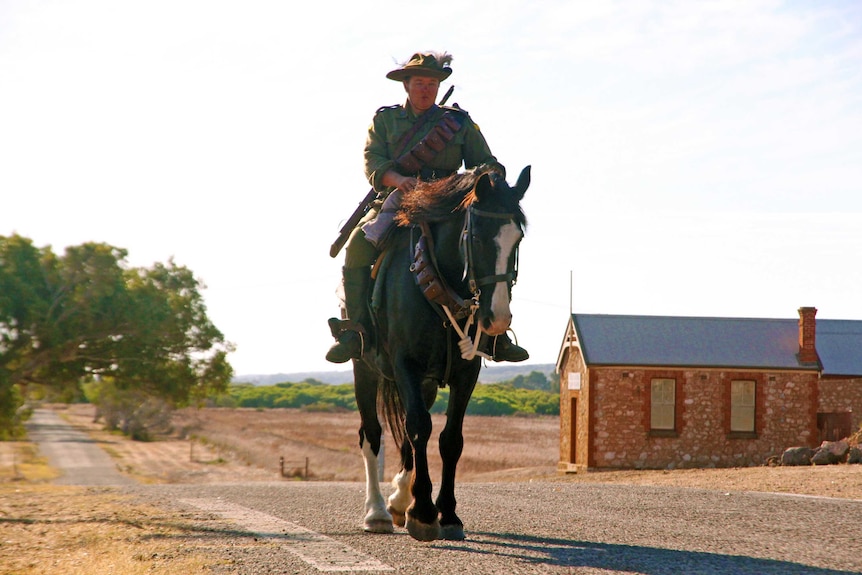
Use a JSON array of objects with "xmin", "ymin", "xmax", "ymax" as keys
[{"xmin": 89, "ymin": 381, "xmax": 173, "ymax": 441}]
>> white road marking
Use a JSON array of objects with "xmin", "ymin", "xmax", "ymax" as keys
[{"xmin": 180, "ymin": 498, "xmax": 393, "ymax": 572}]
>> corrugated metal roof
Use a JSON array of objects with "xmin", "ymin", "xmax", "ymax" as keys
[
  {"xmin": 817, "ymin": 320, "xmax": 862, "ymax": 376},
  {"xmin": 570, "ymin": 313, "xmax": 862, "ymax": 373}
]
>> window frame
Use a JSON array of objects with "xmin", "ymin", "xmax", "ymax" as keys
[
  {"xmin": 646, "ymin": 373, "xmax": 682, "ymax": 438},
  {"xmin": 650, "ymin": 378, "xmax": 676, "ymax": 432},
  {"xmin": 726, "ymin": 376, "xmax": 761, "ymax": 439},
  {"xmin": 730, "ymin": 379, "xmax": 756, "ymax": 433}
]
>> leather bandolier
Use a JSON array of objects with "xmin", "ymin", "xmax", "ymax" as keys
[
  {"xmin": 362, "ymin": 107, "xmax": 463, "ymax": 248},
  {"xmin": 394, "ymin": 109, "xmax": 463, "ymax": 176}
]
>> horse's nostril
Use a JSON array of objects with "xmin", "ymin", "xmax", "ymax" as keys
[{"xmin": 482, "ymin": 316, "xmax": 512, "ymax": 337}]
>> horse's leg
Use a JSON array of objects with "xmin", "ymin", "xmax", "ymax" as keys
[
  {"xmin": 436, "ymin": 372, "xmax": 478, "ymax": 541},
  {"xmin": 405, "ymin": 407, "xmax": 439, "ymax": 541},
  {"xmin": 396, "ymin": 365, "xmax": 440, "ymax": 541},
  {"xmin": 354, "ymin": 362, "xmax": 393, "ymax": 534},
  {"xmin": 386, "ymin": 437, "xmax": 412, "ymax": 528},
  {"xmin": 388, "ymin": 376, "xmax": 438, "ymax": 529}
]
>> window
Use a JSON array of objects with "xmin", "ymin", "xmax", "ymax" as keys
[
  {"xmin": 650, "ymin": 378, "xmax": 675, "ymax": 431},
  {"xmin": 730, "ymin": 380, "xmax": 756, "ymax": 433}
]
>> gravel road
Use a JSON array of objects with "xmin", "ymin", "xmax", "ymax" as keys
[
  {"xmin": 28, "ymin": 409, "xmax": 862, "ymax": 574},
  {"xmin": 134, "ymin": 481, "xmax": 862, "ymax": 575},
  {"xmin": 26, "ymin": 408, "xmax": 135, "ymax": 486}
]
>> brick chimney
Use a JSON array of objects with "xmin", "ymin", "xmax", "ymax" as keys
[{"xmin": 797, "ymin": 306, "xmax": 818, "ymax": 364}]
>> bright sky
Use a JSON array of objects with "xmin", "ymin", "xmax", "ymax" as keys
[{"xmin": 2, "ymin": 1, "xmax": 861, "ymax": 376}]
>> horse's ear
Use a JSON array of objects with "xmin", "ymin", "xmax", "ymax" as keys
[
  {"xmin": 513, "ymin": 165, "xmax": 531, "ymax": 201},
  {"xmin": 473, "ymin": 171, "xmax": 495, "ymax": 201}
]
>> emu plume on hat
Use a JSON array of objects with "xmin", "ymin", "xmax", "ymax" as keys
[{"xmin": 386, "ymin": 52, "xmax": 453, "ymax": 82}]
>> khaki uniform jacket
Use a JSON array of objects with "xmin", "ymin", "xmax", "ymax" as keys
[{"xmin": 364, "ymin": 102, "xmax": 503, "ymax": 195}]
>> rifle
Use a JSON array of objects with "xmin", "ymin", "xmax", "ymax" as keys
[
  {"xmin": 328, "ymin": 85, "xmax": 456, "ymax": 258},
  {"xmin": 329, "ymin": 187, "xmax": 378, "ymax": 258}
]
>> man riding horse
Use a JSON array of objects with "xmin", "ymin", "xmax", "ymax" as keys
[{"xmin": 326, "ymin": 51, "xmax": 528, "ymax": 364}]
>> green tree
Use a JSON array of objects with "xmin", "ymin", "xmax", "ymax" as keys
[
  {"xmin": 0, "ymin": 234, "xmax": 234, "ymax": 437},
  {"xmin": 510, "ymin": 370, "xmax": 551, "ymax": 391}
]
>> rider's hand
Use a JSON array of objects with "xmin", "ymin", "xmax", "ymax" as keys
[
  {"xmin": 382, "ymin": 170, "xmax": 417, "ymax": 192},
  {"xmin": 396, "ymin": 176, "xmax": 417, "ymax": 192}
]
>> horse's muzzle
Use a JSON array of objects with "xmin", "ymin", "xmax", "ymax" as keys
[{"xmin": 482, "ymin": 313, "xmax": 512, "ymax": 336}]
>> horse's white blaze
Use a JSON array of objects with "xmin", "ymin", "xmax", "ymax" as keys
[{"xmin": 486, "ymin": 221, "xmax": 521, "ymax": 335}]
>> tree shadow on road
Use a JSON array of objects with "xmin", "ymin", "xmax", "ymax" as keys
[{"xmin": 437, "ymin": 531, "xmax": 860, "ymax": 575}]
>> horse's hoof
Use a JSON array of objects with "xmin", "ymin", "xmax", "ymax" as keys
[
  {"xmin": 364, "ymin": 518, "xmax": 395, "ymax": 534},
  {"xmin": 387, "ymin": 506, "xmax": 406, "ymax": 528},
  {"xmin": 406, "ymin": 516, "xmax": 441, "ymax": 542},
  {"xmin": 440, "ymin": 524, "xmax": 465, "ymax": 541}
]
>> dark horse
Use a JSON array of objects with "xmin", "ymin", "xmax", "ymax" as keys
[{"xmin": 352, "ymin": 165, "xmax": 530, "ymax": 541}]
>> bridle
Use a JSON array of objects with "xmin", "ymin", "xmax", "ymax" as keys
[
  {"xmin": 410, "ymin": 200, "xmax": 521, "ymax": 362},
  {"xmin": 462, "ymin": 204, "xmax": 521, "ymax": 298}
]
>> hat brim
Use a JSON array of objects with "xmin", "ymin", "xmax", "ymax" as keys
[{"xmin": 386, "ymin": 67, "xmax": 452, "ymax": 82}]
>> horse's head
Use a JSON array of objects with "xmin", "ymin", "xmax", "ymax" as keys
[{"xmin": 462, "ymin": 166, "xmax": 530, "ymax": 336}]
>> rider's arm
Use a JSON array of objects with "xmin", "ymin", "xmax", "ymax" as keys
[{"xmin": 365, "ymin": 109, "xmax": 400, "ymax": 193}]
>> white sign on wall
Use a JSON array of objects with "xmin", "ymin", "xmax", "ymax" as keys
[{"xmin": 568, "ymin": 373, "xmax": 581, "ymax": 390}]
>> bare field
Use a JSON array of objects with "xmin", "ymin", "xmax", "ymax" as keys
[
  {"xmin": 57, "ymin": 404, "xmax": 561, "ymax": 483},
  {"xmin": 48, "ymin": 404, "xmax": 862, "ymax": 499}
]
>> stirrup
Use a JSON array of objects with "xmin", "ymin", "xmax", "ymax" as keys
[
  {"xmin": 326, "ymin": 317, "xmax": 367, "ymax": 363},
  {"xmin": 490, "ymin": 332, "xmax": 529, "ymax": 363},
  {"xmin": 326, "ymin": 330, "xmax": 366, "ymax": 363},
  {"xmin": 328, "ymin": 317, "xmax": 366, "ymax": 339}
]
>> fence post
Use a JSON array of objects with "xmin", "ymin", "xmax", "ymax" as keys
[
  {"xmin": 304, "ymin": 457, "xmax": 309, "ymax": 480},
  {"xmin": 280, "ymin": 456, "xmax": 285, "ymax": 477}
]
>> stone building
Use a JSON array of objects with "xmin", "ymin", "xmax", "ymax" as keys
[{"xmin": 556, "ymin": 307, "xmax": 862, "ymax": 472}]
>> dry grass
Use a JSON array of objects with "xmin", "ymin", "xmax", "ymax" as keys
[
  {"xmin": 57, "ymin": 405, "xmax": 275, "ymax": 484},
  {"xmin": 171, "ymin": 407, "xmax": 561, "ymax": 482},
  {"xmin": 0, "ymin": 442, "xmax": 57, "ymax": 484},
  {"xmin": 0, "ymin": 442, "xmax": 232, "ymax": 575},
  {"xmin": 0, "ymin": 486, "xmax": 222, "ymax": 575}
]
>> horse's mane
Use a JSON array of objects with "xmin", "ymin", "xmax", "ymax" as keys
[{"xmin": 395, "ymin": 166, "xmax": 525, "ymax": 227}]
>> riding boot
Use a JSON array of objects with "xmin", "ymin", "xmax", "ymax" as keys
[
  {"xmin": 325, "ymin": 267, "xmax": 372, "ymax": 363},
  {"xmin": 488, "ymin": 333, "xmax": 529, "ymax": 363}
]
